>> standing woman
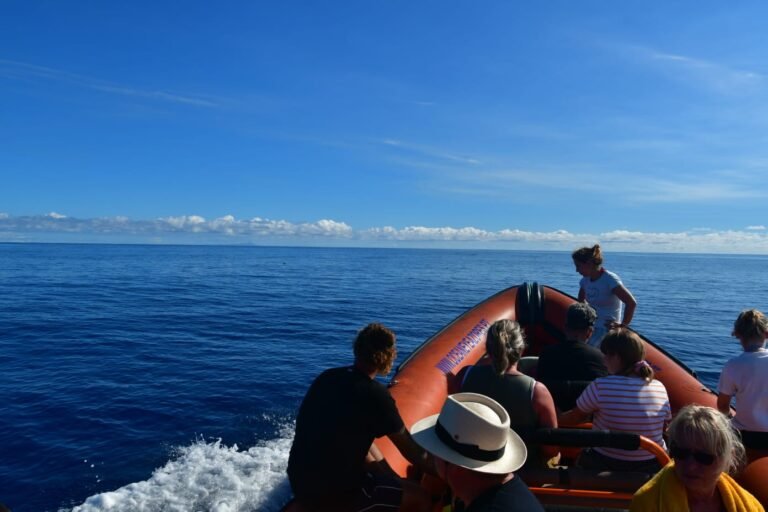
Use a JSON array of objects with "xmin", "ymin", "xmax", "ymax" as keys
[
  {"xmin": 572, "ymin": 244, "xmax": 637, "ymax": 347},
  {"xmin": 717, "ymin": 309, "xmax": 768, "ymax": 454}
]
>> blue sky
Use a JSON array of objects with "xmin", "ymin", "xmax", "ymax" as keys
[{"xmin": 2, "ymin": 1, "xmax": 768, "ymax": 252}]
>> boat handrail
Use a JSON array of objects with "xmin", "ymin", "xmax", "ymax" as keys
[{"xmin": 528, "ymin": 427, "xmax": 671, "ymax": 467}]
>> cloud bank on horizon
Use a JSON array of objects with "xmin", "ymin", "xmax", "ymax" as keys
[
  {"xmin": 2, "ymin": 213, "xmax": 767, "ymax": 254},
  {"xmin": 3, "ymin": 3, "xmax": 768, "ymax": 255}
]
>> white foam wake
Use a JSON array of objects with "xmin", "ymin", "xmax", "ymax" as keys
[{"xmin": 70, "ymin": 429, "xmax": 294, "ymax": 512}]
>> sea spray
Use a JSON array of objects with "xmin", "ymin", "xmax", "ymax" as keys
[{"xmin": 70, "ymin": 426, "xmax": 295, "ymax": 512}]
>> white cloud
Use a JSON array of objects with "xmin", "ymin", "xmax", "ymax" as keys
[
  {"xmin": 434, "ymin": 161, "xmax": 767, "ymax": 204},
  {"xmin": 47, "ymin": 212, "xmax": 67, "ymax": 219},
  {"xmin": 651, "ymin": 51, "xmax": 761, "ymax": 89},
  {"xmin": 625, "ymin": 178, "xmax": 768, "ymax": 202},
  {"xmin": 364, "ymin": 225, "xmax": 495, "ymax": 241},
  {"xmin": 162, "ymin": 215, "xmax": 207, "ymax": 229},
  {"xmin": 3, "ymin": 214, "xmax": 768, "ymax": 253},
  {"xmin": 0, "ymin": 59, "xmax": 218, "ymax": 107},
  {"xmin": 376, "ymin": 134, "xmax": 768, "ymax": 204},
  {"xmin": 625, "ymin": 46, "xmax": 763, "ymax": 94},
  {"xmin": 378, "ymin": 138, "xmax": 482, "ymax": 165}
]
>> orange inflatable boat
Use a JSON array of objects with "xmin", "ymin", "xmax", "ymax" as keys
[
  {"xmin": 286, "ymin": 283, "xmax": 766, "ymax": 510},
  {"xmin": 375, "ymin": 283, "xmax": 767, "ymax": 510}
]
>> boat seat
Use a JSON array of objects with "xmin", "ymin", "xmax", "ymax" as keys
[
  {"xmin": 518, "ymin": 356, "xmax": 539, "ymax": 378},
  {"xmin": 519, "ymin": 466, "xmax": 652, "ymax": 493},
  {"xmin": 740, "ymin": 430, "xmax": 768, "ymax": 450},
  {"xmin": 517, "ymin": 427, "xmax": 668, "ymax": 509}
]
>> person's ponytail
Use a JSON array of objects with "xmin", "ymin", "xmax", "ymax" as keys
[{"xmin": 486, "ymin": 319, "xmax": 526, "ymax": 376}]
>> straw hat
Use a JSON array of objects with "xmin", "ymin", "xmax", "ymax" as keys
[{"xmin": 410, "ymin": 392, "xmax": 527, "ymax": 474}]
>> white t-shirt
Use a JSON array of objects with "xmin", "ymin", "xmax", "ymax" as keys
[
  {"xmin": 580, "ymin": 270, "xmax": 623, "ymax": 347},
  {"xmin": 718, "ymin": 349, "xmax": 768, "ymax": 432}
]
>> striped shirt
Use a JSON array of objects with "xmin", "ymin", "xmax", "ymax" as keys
[{"xmin": 576, "ymin": 375, "xmax": 671, "ymax": 461}]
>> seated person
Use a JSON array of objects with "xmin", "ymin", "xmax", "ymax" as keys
[
  {"xmin": 411, "ymin": 392, "xmax": 545, "ymax": 512},
  {"xmin": 559, "ymin": 328, "xmax": 671, "ymax": 474},
  {"xmin": 631, "ymin": 404, "xmax": 763, "ymax": 512},
  {"xmin": 717, "ymin": 309, "xmax": 768, "ymax": 455},
  {"xmin": 460, "ymin": 319, "xmax": 558, "ymax": 466},
  {"xmin": 287, "ymin": 323, "xmax": 434, "ymax": 512},
  {"xmin": 538, "ymin": 302, "xmax": 608, "ymax": 411}
]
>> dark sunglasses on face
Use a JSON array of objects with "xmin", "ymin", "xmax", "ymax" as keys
[{"xmin": 670, "ymin": 445, "xmax": 716, "ymax": 466}]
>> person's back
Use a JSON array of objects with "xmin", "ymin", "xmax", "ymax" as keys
[
  {"xmin": 718, "ymin": 309, "xmax": 768, "ymax": 434},
  {"xmin": 288, "ymin": 365, "xmax": 402, "ymax": 498},
  {"xmin": 538, "ymin": 342, "xmax": 608, "ymax": 411},
  {"xmin": 463, "ymin": 472, "xmax": 543, "ymax": 512},
  {"xmin": 720, "ymin": 350, "xmax": 768, "ymax": 431},
  {"xmin": 559, "ymin": 329, "xmax": 671, "ymax": 473},
  {"xmin": 461, "ymin": 364, "xmax": 538, "ymax": 433},
  {"xmin": 579, "ymin": 374, "xmax": 670, "ymax": 461},
  {"xmin": 461, "ymin": 319, "xmax": 558, "ymax": 466},
  {"xmin": 538, "ymin": 302, "xmax": 608, "ymax": 410},
  {"xmin": 538, "ymin": 342, "xmax": 607, "ymax": 383},
  {"xmin": 287, "ymin": 323, "xmax": 432, "ymax": 512}
]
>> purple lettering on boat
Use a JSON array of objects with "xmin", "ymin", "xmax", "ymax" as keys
[{"xmin": 435, "ymin": 318, "xmax": 491, "ymax": 374}]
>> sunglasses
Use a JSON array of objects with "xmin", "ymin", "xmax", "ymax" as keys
[{"xmin": 669, "ymin": 445, "xmax": 716, "ymax": 466}]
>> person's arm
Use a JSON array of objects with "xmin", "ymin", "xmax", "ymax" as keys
[
  {"xmin": 366, "ymin": 442, "xmax": 399, "ymax": 477},
  {"xmin": 388, "ymin": 428, "xmax": 438, "ymax": 476},
  {"xmin": 532, "ymin": 382, "xmax": 560, "ymax": 459},
  {"xmin": 559, "ymin": 380, "xmax": 597, "ymax": 425},
  {"xmin": 717, "ymin": 393, "xmax": 733, "ymax": 416},
  {"xmin": 577, "ymin": 287, "xmax": 586, "ymax": 302},
  {"xmin": 612, "ymin": 284, "xmax": 637, "ymax": 327},
  {"xmin": 558, "ymin": 407, "xmax": 591, "ymax": 426}
]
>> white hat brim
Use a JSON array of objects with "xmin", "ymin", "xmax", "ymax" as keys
[{"xmin": 410, "ymin": 413, "xmax": 527, "ymax": 474}]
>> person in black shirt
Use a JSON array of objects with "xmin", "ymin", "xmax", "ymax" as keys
[
  {"xmin": 287, "ymin": 323, "xmax": 433, "ymax": 512},
  {"xmin": 537, "ymin": 302, "xmax": 608, "ymax": 411},
  {"xmin": 411, "ymin": 392, "xmax": 544, "ymax": 512}
]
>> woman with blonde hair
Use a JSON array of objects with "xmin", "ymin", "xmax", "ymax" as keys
[
  {"xmin": 559, "ymin": 328, "xmax": 671, "ymax": 472},
  {"xmin": 460, "ymin": 319, "xmax": 559, "ymax": 466},
  {"xmin": 718, "ymin": 309, "xmax": 768, "ymax": 451},
  {"xmin": 572, "ymin": 244, "xmax": 637, "ymax": 347},
  {"xmin": 631, "ymin": 404, "xmax": 763, "ymax": 512}
]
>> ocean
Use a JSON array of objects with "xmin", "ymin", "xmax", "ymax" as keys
[{"xmin": 1, "ymin": 244, "xmax": 766, "ymax": 512}]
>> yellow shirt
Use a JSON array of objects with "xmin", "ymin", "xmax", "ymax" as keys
[{"xmin": 630, "ymin": 463, "xmax": 764, "ymax": 512}]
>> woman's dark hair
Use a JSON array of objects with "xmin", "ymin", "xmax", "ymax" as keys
[
  {"xmin": 486, "ymin": 319, "xmax": 526, "ymax": 376},
  {"xmin": 572, "ymin": 244, "xmax": 603, "ymax": 266},
  {"xmin": 600, "ymin": 328, "xmax": 653, "ymax": 383},
  {"xmin": 354, "ymin": 323, "xmax": 397, "ymax": 375}
]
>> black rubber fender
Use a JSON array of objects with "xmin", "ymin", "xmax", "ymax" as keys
[{"xmin": 517, "ymin": 281, "xmax": 545, "ymax": 327}]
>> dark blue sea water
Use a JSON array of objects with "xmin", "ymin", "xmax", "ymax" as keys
[{"xmin": 1, "ymin": 244, "xmax": 766, "ymax": 511}]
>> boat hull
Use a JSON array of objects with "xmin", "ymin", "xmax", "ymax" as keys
[{"xmin": 377, "ymin": 283, "xmax": 764, "ymax": 508}]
